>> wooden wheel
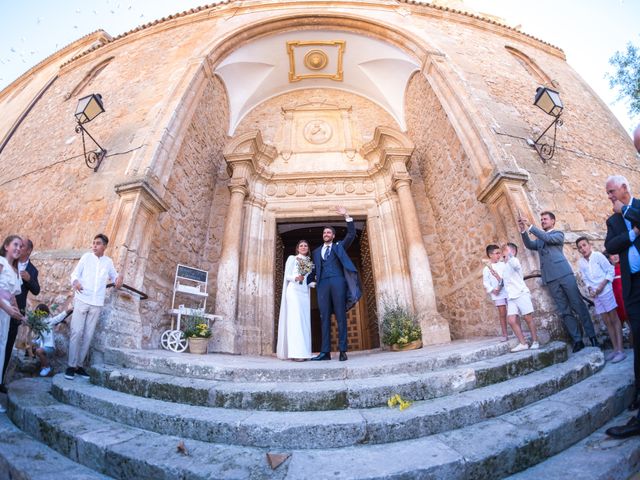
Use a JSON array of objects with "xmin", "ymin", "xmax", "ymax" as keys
[{"xmin": 166, "ymin": 330, "xmax": 188, "ymax": 353}]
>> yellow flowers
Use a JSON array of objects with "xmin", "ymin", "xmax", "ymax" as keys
[{"xmin": 387, "ymin": 393, "xmax": 412, "ymax": 411}]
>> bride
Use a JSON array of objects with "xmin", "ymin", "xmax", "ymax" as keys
[{"xmin": 276, "ymin": 240, "xmax": 315, "ymax": 360}]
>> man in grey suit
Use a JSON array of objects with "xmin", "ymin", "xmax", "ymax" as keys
[{"xmin": 519, "ymin": 211, "xmax": 597, "ymax": 352}]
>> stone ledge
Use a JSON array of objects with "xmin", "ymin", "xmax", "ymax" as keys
[
  {"xmin": 94, "ymin": 342, "xmax": 568, "ymax": 410},
  {"xmin": 43, "ymin": 349, "xmax": 602, "ymax": 449},
  {"xmin": 0, "ymin": 413, "xmax": 111, "ymax": 480},
  {"xmin": 102, "ymin": 337, "xmax": 542, "ymax": 382},
  {"xmin": 6, "ymin": 356, "xmax": 633, "ymax": 479}
]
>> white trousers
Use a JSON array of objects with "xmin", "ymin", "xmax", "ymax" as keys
[{"xmin": 68, "ymin": 298, "xmax": 102, "ymax": 368}]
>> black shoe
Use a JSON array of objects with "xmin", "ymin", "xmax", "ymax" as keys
[
  {"xmin": 64, "ymin": 367, "xmax": 76, "ymax": 380},
  {"xmin": 606, "ymin": 416, "xmax": 640, "ymax": 438},
  {"xmin": 75, "ymin": 367, "xmax": 90, "ymax": 379},
  {"xmin": 311, "ymin": 352, "xmax": 331, "ymax": 361},
  {"xmin": 339, "ymin": 351, "xmax": 348, "ymax": 361},
  {"xmin": 572, "ymin": 341, "xmax": 585, "ymax": 353},
  {"xmin": 0, "ymin": 384, "xmax": 6, "ymax": 394},
  {"xmin": 590, "ymin": 336, "xmax": 601, "ymax": 348}
]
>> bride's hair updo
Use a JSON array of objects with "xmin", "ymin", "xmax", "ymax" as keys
[{"xmin": 296, "ymin": 239, "xmax": 310, "ymax": 256}]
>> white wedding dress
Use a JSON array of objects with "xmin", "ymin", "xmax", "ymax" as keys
[{"xmin": 276, "ymin": 255, "xmax": 312, "ymax": 359}]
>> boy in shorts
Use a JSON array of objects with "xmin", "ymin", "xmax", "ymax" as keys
[
  {"xmin": 32, "ymin": 300, "xmax": 72, "ymax": 376},
  {"xmin": 482, "ymin": 244, "xmax": 509, "ymax": 341},
  {"xmin": 576, "ymin": 237, "xmax": 625, "ymax": 362},
  {"xmin": 502, "ymin": 243, "xmax": 539, "ymax": 352}
]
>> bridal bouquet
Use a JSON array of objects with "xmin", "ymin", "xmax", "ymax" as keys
[
  {"xmin": 296, "ymin": 257, "xmax": 314, "ymax": 284},
  {"xmin": 26, "ymin": 307, "xmax": 52, "ymax": 340}
]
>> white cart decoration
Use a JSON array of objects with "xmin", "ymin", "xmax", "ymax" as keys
[{"xmin": 162, "ymin": 264, "xmax": 221, "ymax": 352}]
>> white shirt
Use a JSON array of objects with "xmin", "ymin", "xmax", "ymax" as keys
[
  {"xmin": 578, "ymin": 251, "xmax": 614, "ymax": 296},
  {"xmin": 502, "ymin": 255, "xmax": 530, "ymax": 300},
  {"xmin": 36, "ymin": 311, "xmax": 69, "ymax": 349},
  {"xmin": 482, "ymin": 261, "xmax": 508, "ymax": 301},
  {"xmin": 18, "ymin": 259, "xmax": 29, "ymax": 273},
  {"xmin": 71, "ymin": 252, "xmax": 119, "ymax": 306},
  {"xmin": 322, "ymin": 244, "xmax": 332, "ymax": 259}
]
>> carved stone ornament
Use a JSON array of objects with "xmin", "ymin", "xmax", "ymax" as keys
[{"xmin": 303, "ymin": 120, "xmax": 333, "ymax": 145}]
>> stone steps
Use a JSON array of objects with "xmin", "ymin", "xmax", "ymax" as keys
[
  {"xmin": 102, "ymin": 337, "xmax": 521, "ymax": 382},
  {"xmin": 506, "ymin": 409, "xmax": 640, "ymax": 480},
  {"xmin": 50, "ymin": 349, "xmax": 604, "ymax": 448},
  {"xmin": 6, "ymin": 356, "xmax": 635, "ymax": 479},
  {"xmin": 94, "ymin": 341, "xmax": 569, "ymax": 411},
  {"xmin": 0, "ymin": 412, "xmax": 112, "ymax": 480}
]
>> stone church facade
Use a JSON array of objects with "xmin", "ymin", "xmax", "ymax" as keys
[{"xmin": 0, "ymin": 0, "xmax": 636, "ymax": 357}]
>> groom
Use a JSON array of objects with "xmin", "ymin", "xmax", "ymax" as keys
[{"xmin": 310, "ymin": 206, "xmax": 362, "ymax": 362}]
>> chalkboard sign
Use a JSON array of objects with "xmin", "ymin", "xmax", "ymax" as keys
[{"xmin": 177, "ymin": 265, "xmax": 207, "ymax": 283}]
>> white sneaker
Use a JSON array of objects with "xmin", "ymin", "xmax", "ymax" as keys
[
  {"xmin": 530, "ymin": 341, "xmax": 540, "ymax": 350},
  {"xmin": 611, "ymin": 351, "xmax": 627, "ymax": 363},
  {"xmin": 39, "ymin": 367, "xmax": 51, "ymax": 377},
  {"xmin": 511, "ymin": 343, "xmax": 529, "ymax": 352}
]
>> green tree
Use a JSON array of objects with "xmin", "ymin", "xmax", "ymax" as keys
[{"xmin": 607, "ymin": 40, "xmax": 640, "ymax": 116}]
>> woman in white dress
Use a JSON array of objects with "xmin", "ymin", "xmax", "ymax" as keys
[
  {"xmin": 276, "ymin": 240, "xmax": 314, "ymax": 361},
  {"xmin": 0, "ymin": 235, "xmax": 25, "ymax": 404}
]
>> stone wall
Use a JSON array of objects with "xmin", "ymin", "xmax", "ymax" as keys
[
  {"xmin": 405, "ymin": 72, "xmax": 508, "ymax": 340},
  {"xmin": 140, "ymin": 75, "xmax": 230, "ymax": 348}
]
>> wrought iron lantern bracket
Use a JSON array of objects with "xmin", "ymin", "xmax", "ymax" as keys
[{"xmin": 75, "ymin": 122, "xmax": 107, "ymax": 172}]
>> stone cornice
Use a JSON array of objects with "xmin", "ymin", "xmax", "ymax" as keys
[
  {"xmin": 0, "ymin": 31, "xmax": 112, "ymax": 101},
  {"xmin": 48, "ymin": 0, "xmax": 563, "ymax": 75},
  {"xmin": 476, "ymin": 170, "xmax": 529, "ymax": 204},
  {"xmin": 114, "ymin": 179, "xmax": 169, "ymax": 213},
  {"xmin": 360, "ymin": 126, "xmax": 415, "ymax": 175}
]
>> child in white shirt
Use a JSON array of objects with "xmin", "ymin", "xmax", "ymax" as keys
[
  {"xmin": 576, "ymin": 237, "xmax": 625, "ymax": 363},
  {"xmin": 32, "ymin": 300, "xmax": 73, "ymax": 377},
  {"xmin": 502, "ymin": 243, "xmax": 539, "ymax": 352},
  {"xmin": 482, "ymin": 244, "xmax": 509, "ymax": 341}
]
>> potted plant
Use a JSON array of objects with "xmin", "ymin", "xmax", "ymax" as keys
[
  {"xmin": 184, "ymin": 310, "xmax": 212, "ymax": 354},
  {"xmin": 380, "ymin": 298, "xmax": 422, "ymax": 351}
]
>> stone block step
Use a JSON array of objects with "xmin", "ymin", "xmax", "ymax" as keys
[
  {"xmin": 506, "ymin": 410, "xmax": 640, "ymax": 480},
  {"xmin": 103, "ymin": 337, "xmax": 523, "ymax": 382},
  {"xmin": 0, "ymin": 412, "xmax": 112, "ymax": 480},
  {"xmin": 52, "ymin": 349, "xmax": 601, "ymax": 449},
  {"xmin": 6, "ymin": 356, "xmax": 634, "ymax": 479},
  {"xmin": 94, "ymin": 341, "xmax": 569, "ymax": 411}
]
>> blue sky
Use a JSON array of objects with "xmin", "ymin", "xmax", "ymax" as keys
[{"xmin": 1, "ymin": 0, "xmax": 638, "ymax": 134}]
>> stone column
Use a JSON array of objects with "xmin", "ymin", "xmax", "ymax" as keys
[
  {"xmin": 211, "ymin": 178, "xmax": 248, "ymax": 352},
  {"xmin": 392, "ymin": 172, "xmax": 451, "ymax": 344}
]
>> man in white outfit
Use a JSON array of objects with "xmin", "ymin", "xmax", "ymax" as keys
[{"xmin": 65, "ymin": 234, "xmax": 122, "ymax": 380}]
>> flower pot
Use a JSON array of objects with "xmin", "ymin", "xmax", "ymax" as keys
[
  {"xmin": 188, "ymin": 337, "xmax": 209, "ymax": 354},
  {"xmin": 390, "ymin": 339, "xmax": 422, "ymax": 352}
]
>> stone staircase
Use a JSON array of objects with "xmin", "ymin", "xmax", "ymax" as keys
[{"xmin": 1, "ymin": 337, "xmax": 640, "ymax": 479}]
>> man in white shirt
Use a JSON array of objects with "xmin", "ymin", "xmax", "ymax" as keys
[{"xmin": 65, "ymin": 234, "xmax": 123, "ymax": 380}]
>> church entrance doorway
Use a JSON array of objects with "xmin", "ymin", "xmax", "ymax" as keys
[{"xmin": 274, "ymin": 220, "xmax": 379, "ymax": 353}]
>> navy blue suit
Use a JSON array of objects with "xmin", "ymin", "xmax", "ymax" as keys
[
  {"xmin": 605, "ymin": 198, "xmax": 640, "ymax": 397},
  {"xmin": 311, "ymin": 220, "xmax": 361, "ymax": 353}
]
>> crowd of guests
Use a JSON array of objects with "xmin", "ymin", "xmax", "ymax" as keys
[
  {"xmin": 483, "ymin": 226, "xmax": 625, "ymax": 358},
  {"xmin": 0, "ymin": 233, "xmax": 122, "ymax": 412}
]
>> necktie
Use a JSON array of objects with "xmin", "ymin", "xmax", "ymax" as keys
[{"xmin": 324, "ymin": 245, "xmax": 331, "ymax": 260}]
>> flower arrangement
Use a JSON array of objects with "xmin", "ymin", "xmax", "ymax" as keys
[
  {"xmin": 296, "ymin": 256, "xmax": 314, "ymax": 284},
  {"xmin": 25, "ymin": 307, "xmax": 52, "ymax": 340},
  {"xmin": 387, "ymin": 393, "xmax": 413, "ymax": 411},
  {"xmin": 380, "ymin": 298, "xmax": 422, "ymax": 347},
  {"xmin": 184, "ymin": 310, "xmax": 212, "ymax": 338}
]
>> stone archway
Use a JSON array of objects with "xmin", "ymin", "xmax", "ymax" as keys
[{"xmin": 211, "ymin": 123, "xmax": 451, "ymax": 355}]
